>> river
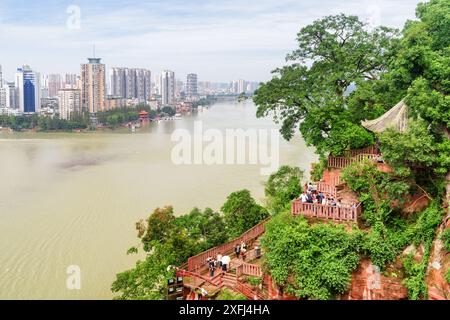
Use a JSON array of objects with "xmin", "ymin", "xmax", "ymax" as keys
[{"xmin": 0, "ymin": 100, "xmax": 317, "ymax": 299}]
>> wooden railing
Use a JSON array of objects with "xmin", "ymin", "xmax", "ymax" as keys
[
  {"xmin": 291, "ymin": 200, "xmax": 360, "ymax": 222},
  {"xmin": 186, "ymin": 218, "xmax": 270, "ymax": 272},
  {"xmin": 237, "ymin": 263, "xmax": 262, "ymax": 277},
  {"xmin": 343, "ymin": 145, "xmax": 380, "ymax": 158},
  {"xmin": 316, "ymin": 181, "xmax": 337, "ymax": 197},
  {"xmin": 328, "ymin": 153, "xmax": 379, "ymax": 169},
  {"xmin": 178, "ymin": 268, "xmax": 265, "ymax": 300},
  {"xmin": 235, "ymin": 281, "xmax": 265, "ymax": 300},
  {"xmin": 176, "ymin": 269, "xmax": 221, "ymax": 289}
]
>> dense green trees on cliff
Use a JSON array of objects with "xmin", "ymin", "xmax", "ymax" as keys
[
  {"xmin": 221, "ymin": 190, "xmax": 269, "ymax": 238},
  {"xmin": 262, "ymin": 213, "xmax": 363, "ymax": 300},
  {"xmin": 112, "ymin": 190, "xmax": 267, "ymax": 299},
  {"xmin": 264, "ymin": 165, "xmax": 304, "ymax": 214},
  {"xmin": 254, "ymin": 0, "xmax": 449, "ymax": 300}
]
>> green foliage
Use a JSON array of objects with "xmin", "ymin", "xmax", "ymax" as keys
[
  {"xmin": 0, "ymin": 113, "xmax": 89, "ymax": 131},
  {"xmin": 111, "ymin": 242, "xmax": 177, "ymax": 300},
  {"xmin": 261, "ymin": 212, "xmax": 363, "ymax": 300},
  {"xmin": 342, "ymin": 160, "xmax": 410, "ymax": 225},
  {"xmin": 221, "ymin": 190, "xmax": 269, "ymax": 238},
  {"xmin": 253, "ymin": 14, "xmax": 398, "ymax": 156},
  {"xmin": 362, "ymin": 222, "xmax": 409, "ymax": 270},
  {"xmin": 380, "ymin": 119, "xmax": 450, "ymax": 177},
  {"xmin": 310, "ymin": 156, "xmax": 327, "ymax": 182},
  {"xmin": 141, "ymin": 206, "xmax": 176, "ymax": 252},
  {"xmin": 401, "ymin": 202, "xmax": 443, "ymax": 299},
  {"xmin": 174, "ymin": 207, "xmax": 229, "ymax": 251},
  {"xmin": 96, "ymin": 107, "xmax": 139, "ymax": 127},
  {"xmin": 408, "ymin": 201, "xmax": 443, "ymax": 248},
  {"xmin": 264, "ymin": 166, "xmax": 304, "ymax": 214},
  {"xmin": 191, "ymin": 96, "xmax": 217, "ymax": 108},
  {"xmin": 245, "ymin": 276, "xmax": 262, "ymax": 288},
  {"xmin": 402, "ymin": 253, "xmax": 428, "ymax": 300},
  {"xmin": 216, "ymin": 288, "xmax": 247, "ymax": 300},
  {"xmin": 441, "ymin": 228, "xmax": 450, "ymax": 252},
  {"xmin": 113, "ymin": 205, "xmax": 230, "ymax": 299},
  {"xmin": 161, "ymin": 106, "xmax": 176, "ymax": 116}
]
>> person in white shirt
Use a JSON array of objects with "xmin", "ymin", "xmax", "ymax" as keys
[
  {"xmin": 221, "ymin": 255, "xmax": 230, "ymax": 273},
  {"xmin": 217, "ymin": 252, "xmax": 223, "ymax": 267},
  {"xmin": 300, "ymin": 192, "xmax": 308, "ymax": 203}
]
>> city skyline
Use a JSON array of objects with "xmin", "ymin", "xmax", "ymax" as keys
[{"xmin": 0, "ymin": 0, "xmax": 420, "ymax": 82}]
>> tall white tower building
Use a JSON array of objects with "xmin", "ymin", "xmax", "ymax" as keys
[{"xmin": 160, "ymin": 70, "xmax": 175, "ymax": 106}]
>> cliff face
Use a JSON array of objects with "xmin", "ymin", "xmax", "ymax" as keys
[
  {"xmin": 426, "ymin": 216, "xmax": 450, "ymax": 300},
  {"xmin": 341, "ymin": 259, "xmax": 408, "ymax": 300}
]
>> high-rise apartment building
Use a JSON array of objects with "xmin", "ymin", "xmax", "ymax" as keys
[
  {"xmin": 134, "ymin": 68, "xmax": 151, "ymax": 102},
  {"xmin": 186, "ymin": 73, "xmax": 198, "ymax": 97},
  {"xmin": 0, "ymin": 65, "xmax": 6, "ymax": 108},
  {"xmin": 58, "ymin": 88, "xmax": 81, "ymax": 120},
  {"xmin": 15, "ymin": 65, "xmax": 41, "ymax": 114},
  {"xmin": 48, "ymin": 74, "xmax": 62, "ymax": 98},
  {"xmin": 64, "ymin": 74, "xmax": 78, "ymax": 88},
  {"xmin": 110, "ymin": 67, "xmax": 151, "ymax": 102},
  {"xmin": 238, "ymin": 79, "xmax": 246, "ymax": 94},
  {"xmin": 81, "ymin": 57, "xmax": 105, "ymax": 113},
  {"xmin": 160, "ymin": 70, "xmax": 175, "ymax": 106},
  {"xmin": 110, "ymin": 67, "xmax": 126, "ymax": 98}
]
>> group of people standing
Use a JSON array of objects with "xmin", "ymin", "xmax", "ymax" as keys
[
  {"xmin": 299, "ymin": 182, "xmax": 357, "ymax": 209},
  {"xmin": 206, "ymin": 253, "xmax": 230, "ymax": 278},
  {"xmin": 234, "ymin": 241, "xmax": 247, "ymax": 261},
  {"xmin": 206, "ymin": 241, "xmax": 248, "ymax": 278}
]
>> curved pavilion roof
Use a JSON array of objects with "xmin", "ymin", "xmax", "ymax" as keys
[{"xmin": 362, "ymin": 100, "xmax": 409, "ymax": 133}]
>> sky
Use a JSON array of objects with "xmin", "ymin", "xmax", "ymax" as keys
[{"xmin": 0, "ymin": 0, "xmax": 421, "ymax": 83}]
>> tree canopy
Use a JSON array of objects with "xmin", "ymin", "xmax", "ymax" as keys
[
  {"xmin": 221, "ymin": 189, "xmax": 269, "ymax": 238},
  {"xmin": 253, "ymin": 14, "xmax": 399, "ymax": 156},
  {"xmin": 264, "ymin": 165, "xmax": 304, "ymax": 214}
]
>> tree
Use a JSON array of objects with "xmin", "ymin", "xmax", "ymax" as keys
[
  {"xmin": 380, "ymin": 119, "xmax": 450, "ymax": 179},
  {"xmin": 221, "ymin": 190, "xmax": 269, "ymax": 238},
  {"xmin": 253, "ymin": 14, "xmax": 399, "ymax": 156},
  {"xmin": 141, "ymin": 206, "xmax": 176, "ymax": 252},
  {"xmin": 161, "ymin": 106, "xmax": 176, "ymax": 116},
  {"xmin": 264, "ymin": 165, "xmax": 304, "ymax": 214},
  {"xmin": 111, "ymin": 242, "xmax": 177, "ymax": 300},
  {"xmin": 261, "ymin": 212, "xmax": 363, "ymax": 300},
  {"xmin": 174, "ymin": 207, "xmax": 229, "ymax": 251}
]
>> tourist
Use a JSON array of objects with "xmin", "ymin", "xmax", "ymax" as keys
[
  {"xmin": 208, "ymin": 259, "xmax": 216, "ymax": 278},
  {"xmin": 317, "ymin": 192, "xmax": 324, "ymax": 204},
  {"xmin": 221, "ymin": 255, "xmax": 230, "ymax": 273},
  {"xmin": 234, "ymin": 244, "xmax": 241, "ymax": 259},
  {"xmin": 306, "ymin": 192, "xmax": 313, "ymax": 203},
  {"xmin": 240, "ymin": 241, "xmax": 247, "ymax": 261},
  {"xmin": 300, "ymin": 192, "xmax": 308, "ymax": 203},
  {"xmin": 216, "ymin": 252, "xmax": 223, "ymax": 267}
]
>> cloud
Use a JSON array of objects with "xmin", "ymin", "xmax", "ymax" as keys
[{"xmin": 0, "ymin": 0, "xmax": 419, "ymax": 82}]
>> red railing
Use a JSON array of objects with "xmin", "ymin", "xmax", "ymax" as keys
[
  {"xmin": 343, "ymin": 145, "xmax": 380, "ymax": 158},
  {"xmin": 186, "ymin": 218, "xmax": 270, "ymax": 272},
  {"xmin": 237, "ymin": 263, "xmax": 262, "ymax": 277},
  {"xmin": 235, "ymin": 281, "xmax": 265, "ymax": 300},
  {"xmin": 291, "ymin": 200, "xmax": 360, "ymax": 222},
  {"xmin": 176, "ymin": 269, "xmax": 222, "ymax": 289},
  {"xmin": 316, "ymin": 181, "xmax": 337, "ymax": 197},
  {"xmin": 328, "ymin": 153, "xmax": 379, "ymax": 169}
]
